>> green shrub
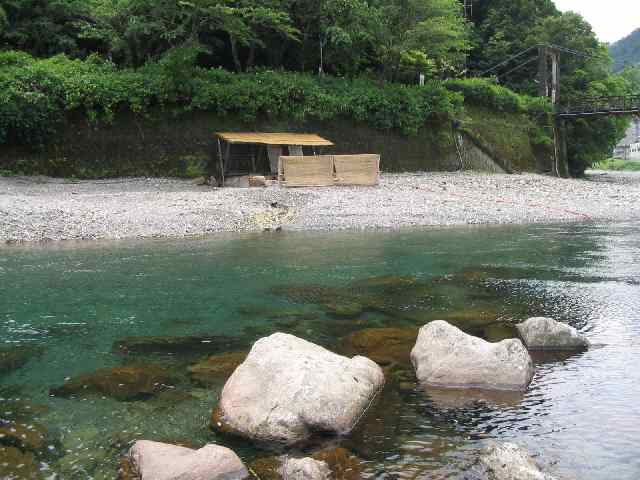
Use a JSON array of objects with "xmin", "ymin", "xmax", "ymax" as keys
[
  {"xmin": 444, "ymin": 78, "xmax": 552, "ymax": 118},
  {"xmin": 0, "ymin": 51, "xmax": 467, "ymax": 148}
]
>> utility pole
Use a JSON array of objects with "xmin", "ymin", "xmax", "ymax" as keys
[
  {"xmin": 462, "ymin": 0, "xmax": 474, "ymax": 19},
  {"xmin": 538, "ymin": 45, "xmax": 567, "ymax": 177},
  {"xmin": 537, "ymin": 45, "xmax": 560, "ymax": 105}
]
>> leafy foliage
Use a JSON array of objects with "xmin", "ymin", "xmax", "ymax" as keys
[
  {"xmin": 0, "ymin": 0, "xmax": 635, "ymax": 176},
  {"xmin": 0, "ymin": 51, "xmax": 469, "ymax": 146}
]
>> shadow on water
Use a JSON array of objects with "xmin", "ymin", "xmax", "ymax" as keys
[{"xmin": 0, "ymin": 223, "xmax": 639, "ymax": 478}]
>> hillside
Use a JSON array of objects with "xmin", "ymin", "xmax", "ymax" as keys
[{"xmin": 610, "ymin": 28, "xmax": 640, "ymax": 72}]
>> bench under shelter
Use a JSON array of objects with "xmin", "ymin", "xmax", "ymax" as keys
[{"xmin": 212, "ymin": 132, "xmax": 334, "ymax": 187}]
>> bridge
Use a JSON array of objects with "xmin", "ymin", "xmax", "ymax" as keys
[{"xmin": 557, "ymin": 95, "xmax": 640, "ymax": 118}]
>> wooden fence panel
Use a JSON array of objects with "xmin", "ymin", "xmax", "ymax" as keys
[
  {"xmin": 279, "ymin": 155, "xmax": 335, "ymax": 187},
  {"xmin": 334, "ymin": 154, "xmax": 380, "ymax": 186}
]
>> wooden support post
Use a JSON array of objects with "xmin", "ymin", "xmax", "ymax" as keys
[
  {"xmin": 222, "ymin": 141, "xmax": 230, "ymax": 187},
  {"xmin": 216, "ymin": 139, "xmax": 224, "ymax": 187}
]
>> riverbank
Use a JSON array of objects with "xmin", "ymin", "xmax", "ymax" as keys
[{"xmin": 2, "ymin": 171, "xmax": 640, "ymax": 243}]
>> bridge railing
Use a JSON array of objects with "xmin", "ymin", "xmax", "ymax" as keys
[{"xmin": 557, "ymin": 95, "xmax": 640, "ymax": 116}]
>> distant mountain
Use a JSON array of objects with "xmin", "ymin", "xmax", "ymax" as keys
[{"xmin": 610, "ymin": 29, "xmax": 640, "ymax": 72}]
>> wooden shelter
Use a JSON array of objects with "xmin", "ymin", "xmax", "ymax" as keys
[{"xmin": 213, "ymin": 132, "xmax": 334, "ymax": 186}]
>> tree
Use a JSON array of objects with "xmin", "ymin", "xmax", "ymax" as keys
[
  {"xmin": 0, "ymin": 0, "xmax": 96, "ymax": 57},
  {"xmin": 372, "ymin": 0, "xmax": 470, "ymax": 81}
]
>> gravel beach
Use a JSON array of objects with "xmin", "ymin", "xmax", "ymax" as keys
[{"xmin": 1, "ymin": 171, "xmax": 639, "ymax": 243}]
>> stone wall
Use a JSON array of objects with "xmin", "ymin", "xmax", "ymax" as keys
[{"xmin": 0, "ymin": 108, "xmax": 549, "ymax": 178}]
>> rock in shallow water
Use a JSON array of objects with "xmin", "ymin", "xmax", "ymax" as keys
[
  {"xmin": 410, "ymin": 321, "xmax": 534, "ymax": 391},
  {"xmin": 0, "ymin": 345, "xmax": 43, "ymax": 376},
  {"xmin": 127, "ymin": 440, "xmax": 249, "ymax": 480},
  {"xmin": 281, "ymin": 457, "xmax": 331, "ymax": 480},
  {"xmin": 50, "ymin": 363, "xmax": 175, "ymax": 401},
  {"xmin": 343, "ymin": 328, "xmax": 418, "ymax": 366},
  {"xmin": 113, "ymin": 334, "xmax": 246, "ymax": 356},
  {"xmin": 212, "ymin": 333, "xmax": 385, "ymax": 446},
  {"xmin": 187, "ymin": 351, "xmax": 247, "ymax": 386},
  {"xmin": 250, "ymin": 447, "xmax": 363, "ymax": 480},
  {"xmin": 516, "ymin": 317, "xmax": 589, "ymax": 351},
  {"xmin": 0, "ymin": 446, "xmax": 42, "ymax": 479},
  {"xmin": 475, "ymin": 442, "xmax": 557, "ymax": 480}
]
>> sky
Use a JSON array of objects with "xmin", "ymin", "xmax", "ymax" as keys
[{"xmin": 553, "ymin": 0, "xmax": 640, "ymax": 44}]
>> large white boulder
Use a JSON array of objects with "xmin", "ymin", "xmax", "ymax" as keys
[
  {"xmin": 127, "ymin": 440, "xmax": 249, "ymax": 480},
  {"xmin": 517, "ymin": 317, "xmax": 590, "ymax": 350},
  {"xmin": 281, "ymin": 457, "xmax": 331, "ymax": 480},
  {"xmin": 477, "ymin": 443, "xmax": 557, "ymax": 480},
  {"xmin": 410, "ymin": 321, "xmax": 534, "ymax": 391},
  {"xmin": 213, "ymin": 333, "xmax": 385, "ymax": 446}
]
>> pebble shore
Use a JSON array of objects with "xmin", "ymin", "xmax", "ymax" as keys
[{"xmin": 1, "ymin": 171, "xmax": 639, "ymax": 243}]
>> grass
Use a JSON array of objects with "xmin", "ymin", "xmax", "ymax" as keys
[{"xmin": 592, "ymin": 158, "xmax": 640, "ymax": 171}]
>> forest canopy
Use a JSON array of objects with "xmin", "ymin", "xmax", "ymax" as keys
[{"xmin": 0, "ymin": 0, "xmax": 636, "ymax": 175}]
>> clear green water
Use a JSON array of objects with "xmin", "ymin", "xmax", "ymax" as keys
[{"xmin": 1, "ymin": 223, "xmax": 639, "ymax": 479}]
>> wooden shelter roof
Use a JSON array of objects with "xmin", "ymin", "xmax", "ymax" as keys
[{"xmin": 215, "ymin": 132, "xmax": 333, "ymax": 146}]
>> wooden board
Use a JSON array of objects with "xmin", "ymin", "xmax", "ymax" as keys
[
  {"xmin": 333, "ymin": 154, "xmax": 380, "ymax": 186},
  {"xmin": 279, "ymin": 156, "xmax": 335, "ymax": 187}
]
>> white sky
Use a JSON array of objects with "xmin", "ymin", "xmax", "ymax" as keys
[{"xmin": 553, "ymin": 0, "xmax": 639, "ymax": 44}]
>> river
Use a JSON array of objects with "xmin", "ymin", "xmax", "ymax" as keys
[{"xmin": 1, "ymin": 222, "xmax": 639, "ymax": 479}]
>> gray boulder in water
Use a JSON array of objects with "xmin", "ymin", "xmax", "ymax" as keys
[
  {"xmin": 476, "ymin": 442, "xmax": 557, "ymax": 480},
  {"xmin": 516, "ymin": 317, "xmax": 590, "ymax": 350},
  {"xmin": 212, "ymin": 332, "xmax": 385, "ymax": 446},
  {"xmin": 410, "ymin": 321, "xmax": 534, "ymax": 391},
  {"xmin": 127, "ymin": 440, "xmax": 249, "ymax": 480},
  {"xmin": 281, "ymin": 457, "xmax": 331, "ymax": 480}
]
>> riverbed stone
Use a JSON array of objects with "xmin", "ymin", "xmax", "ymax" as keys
[
  {"xmin": 313, "ymin": 447, "xmax": 363, "ymax": 480},
  {"xmin": 281, "ymin": 457, "xmax": 331, "ymax": 480},
  {"xmin": 50, "ymin": 363, "xmax": 175, "ymax": 401},
  {"xmin": 411, "ymin": 321, "xmax": 534, "ymax": 391},
  {"xmin": 0, "ymin": 421, "xmax": 47, "ymax": 452},
  {"xmin": 343, "ymin": 328, "xmax": 418, "ymax": 366},
  {"xmin": 516, "ymin": 317, "xmax": 590, "ymax": 350},
  {"xmin": 0, "ymin": 446, "xmax": 42, "ymax": 479},
  {"xmin": 113, "ymin": 334, "xmax": 246, "ymax": 356},
  {"xmin": 250, "ymin": 448, "xmax": 361, "ymax": 480},
  {"xmin": 0, "ymin": 345, "xmax": 43, "ymax": 376},
  {"xmin": 212, "ymin": 333, "xmax": 385, "ymax": 446},
  {"xmin": 187, "ymin": 351, "xmax": 247, "ymax": 386},
  {"xmin": 476, "ymin": 442, "xmax": 557, "ymax": 480},
  {"xmin": 127, "ymin": 440, "xmax": 249, "ymax": 480}
]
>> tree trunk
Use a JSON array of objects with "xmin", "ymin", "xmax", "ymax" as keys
[
  {"xmin": 246, "ymin": 44, "xmax": 256, "ymax": 70},
  {"xmin": 230, "ymin": 36, "xmax": 242, "ymax": 72}
]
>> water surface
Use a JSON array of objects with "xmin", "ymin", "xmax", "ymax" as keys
[{"xmin": 1, "ymin": 223, "xmax": 639, "ymax": 479}]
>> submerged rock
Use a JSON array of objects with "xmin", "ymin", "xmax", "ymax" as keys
[
  {"xmin": 281, "ymin": 457, "xmax": 331, "ymax": 480},
  {"xmin": 212, "ymin": 333, "xmax": 384, "ymax": 446},
  {"xmin": 516, "ymin": 317, "xmax": 590, "ymax": 350},
  {"xmin": 0, "ymin": 446, "xmax": 42, "ymax": 479},
  {"xmin": 0, "ymin": 345, "xmax": 43, "ymax": 375},
  {"xmin": 313, "ymin": 447, "xmax": 363, "ymax": 480},
  {"xmin": 323, "ymin": 302, "xmax": 364, "ymax": 319},
  {"xmin": 250, "ymin": 448, "xmax": 362, "ymax": 480},
  {"xmin": 113, "ymin": 334, "xmax": 245, "ymax": 356},
  {"xmin": 411, "ymin": 321, "xmax": 534, "ymax": 391},
  {"xmin": 50, "ymin": 363, "xmax": 175, "ymax": 401},
  {"xmin": 127, "ymin": 440, "xmax": 249, "ymax": 480},
  {"xmin": 343, "ymin": 328, "xmax": 418, "ymax": 366},
  {"xmin": 475, "ymin": 442, "xmax": 557, "ymax": 480},
  {"xmin": 0, "ymin": 421, "xmax": 47, "ymax": 452},
  {"xmin": 187, "ymin": 351, "xmax": 247, "ymax": 386},
  {"xmin": 483, "ymin": 322, "xmax": 518, "ymax": 343}
]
